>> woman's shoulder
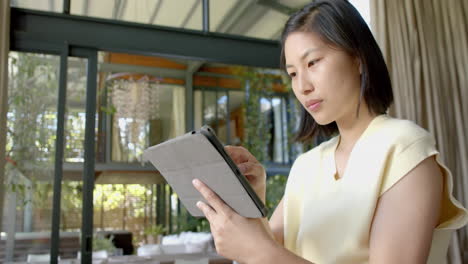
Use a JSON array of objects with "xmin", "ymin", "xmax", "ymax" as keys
[{"xmin": 370, "ymin": 115, "xmax": 435, "ymax": 150}]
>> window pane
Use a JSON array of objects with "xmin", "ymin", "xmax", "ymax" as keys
[
  {"xmin": 215, "ymin": 92, "xmax": 228, "ymax": 144},
  {"xmin": 3, "ymin": 52, "xmax": 60, "ymax": 262},
  {"xmin": 108, "ymin": 81, "xmax": 185, "ymax": 162},
  {"xmin": 194, "ymin": 90, "xmax": 203, "ymax": 130},
  {"xmin": 227, "ymin": 91, "xmax": 244, "ymax": 146},
  {"xmin": 64, "ymin": 57, "xmax": 88, "ymax": 163},
  {"xmin": 100, "ymin": 52, "xmax": 186, "ymax": 162},
  {"xmin": 272, "ymin": 97, "xmax": 283, "ymax": 163},
  {"xmin": 202, "ymin": 90, "xmax": 217, "ymax": 132},
  {"xmin": 260, "ymin": 97, "xmax": 273, "ymax": 160}
]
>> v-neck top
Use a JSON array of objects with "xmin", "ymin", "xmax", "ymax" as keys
[{"xmin": 283, "ymin": 115, "xmax": 468, "ymax": 264}]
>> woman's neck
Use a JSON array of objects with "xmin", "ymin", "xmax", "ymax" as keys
[{"xmin": 335, "ymin": 105, "xmax": 378, "ymax": 153}]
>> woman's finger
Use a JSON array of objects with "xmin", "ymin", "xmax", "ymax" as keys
[
  {"xmin": 237, "ymin": 161, "xmax": 265, "ymax": 179},
  {"xmin": 196, "ymin": 201, "xmax": 216, "ymax": 222},
  {"xmin": 225, "ymin": 145, "xmax": 259, "ymax": 164},
  {"xmin": 192, "ymin": 179, "xmax": 233, "ymax": 217}
]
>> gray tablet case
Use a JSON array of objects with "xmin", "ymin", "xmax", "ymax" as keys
[{"xmin": 142, "ymin": 126, "xmax": 267, "ymax": 218}]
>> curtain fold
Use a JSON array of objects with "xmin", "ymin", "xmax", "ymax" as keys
[
  {"xmin": 170, "ymin": 86, "xmax": 186, "ymax": 138},
  {"xmin": 371, "ymin": 1, "xmax": 468, "ymax": 263},
  {"xmin": 0, "ymin": 0, "xmax": 11, "ymax": 230}
]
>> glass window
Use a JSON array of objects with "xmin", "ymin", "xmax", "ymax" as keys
[
  {"xmin": 98, "ymin": 52, "xmax": 186, "ymax": 163},
  {"xmin": 194, "ymin": 64, "xmax": 292, "ymax": 164},
  {"xmin": 3, "ymin": 52, "xmax": 60, "ymax": 262},
  {"xmin": 106, "ymin": 80, "xmax": 185, "ymax": 163}
]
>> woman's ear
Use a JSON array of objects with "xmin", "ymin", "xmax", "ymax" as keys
[{"xmin": 355, "ymin": 57, "xmax": 362, "ymax": 75}]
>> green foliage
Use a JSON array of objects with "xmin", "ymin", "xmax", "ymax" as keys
[
  {"xmin": 178, "ymin": 215, "xmax": 210, "ymax": 233},
  {"xmin": 6, "ymin": 53, "xmax": 59, "ymax": 210},
  {"xmin": 100, "ymin": 105, "xmax": 117, "ymax": 115},
  {"xmin": 93, "ymin": 234, "xmax": 116, "ymax": 252},
  {"xmin": 234, "ymin": 67, "xmax": 279, "ymax": 162},
  {"xmin": 7, "ymin": 52, "xmax": 59, "ymax": 169},
  {"xmin": 265, "ymin": 174, "xmax": 288, "ymax": 218},
  {"xmin": 144, "ymin": 224, "xmax": 167, "ymax": 236}
]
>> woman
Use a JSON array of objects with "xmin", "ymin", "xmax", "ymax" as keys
[{"xmin": 192, "ymin": 0, "xmax": 468, "ymax": 263}]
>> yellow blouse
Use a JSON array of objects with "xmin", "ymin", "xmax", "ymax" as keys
[{"xmin": 284, "ymin": 115, "xmax": 468, "ymax": 264}]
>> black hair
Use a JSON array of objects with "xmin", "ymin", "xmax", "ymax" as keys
[{"xmin": 280, "ymin": 0, "xmax": 393, "ymax": 143}]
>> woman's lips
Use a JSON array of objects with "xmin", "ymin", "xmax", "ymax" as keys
[{"xmin": 307, "ymin": 101, "xmax": 322, "ymax": 111}]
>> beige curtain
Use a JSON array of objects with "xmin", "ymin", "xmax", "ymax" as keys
[
  {"xmin": 0, "ymin": 0, "xmax": 11, "ymax": 230},
  {"xmin": 371, "ymin": 0, "xmax": 468, "ymax": 263},
  {"xmin": 169, "ymin": 85, "xmax": 186, "ymax": 138}
]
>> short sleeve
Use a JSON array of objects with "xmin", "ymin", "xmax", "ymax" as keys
[
  {"xmin": 380, "ymin": 134, "xmax": 437, "ymax": 194},
  {"xmin": 380, "ymin": 133, "xmax": 468, "ymax": 230}
]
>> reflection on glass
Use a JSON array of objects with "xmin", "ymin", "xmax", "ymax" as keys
[
  {"xmin": 64, "ymin": 57, "xmax": 88, "ymax": 162},
  {"xmin": 227, "ymin": 91, "xmax": 245, "ymax": 146},
  {"xmin": 106, "ymin": 78, "xmax": 185, "ymax": 162},
  {"xmin": 195, "ymin": 89, "xmax": 245, "ymax": 145},
  {"xmin": 259, "ymin": 95, "xmax": 290, "ymax": 164},
  {"xmin": 194, "ymin": 90, "xmax": 203, "ymax": 130},
  {"xmin": 260, "ymin": 97, "xmax": 273, "ymax": 159},
  {"xmin": 215, "ymin": 92, "xmax": 228, "ymax": 144},
  {"xmin": 202, "ymin": 90, "xmax": 217, "ymax": 131},
  {"xmin": 3, "ymin": 52, "xmax": 59, "ymax": 262}
]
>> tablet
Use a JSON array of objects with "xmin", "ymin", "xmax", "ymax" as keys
[{"xmin": 142, "ymin": 126, "xmax": 268, "ymax": 218}]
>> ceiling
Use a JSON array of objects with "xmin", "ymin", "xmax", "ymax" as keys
[{"xmin": 10, "ymin": 0, "xmax": 370, "ymax": 41}]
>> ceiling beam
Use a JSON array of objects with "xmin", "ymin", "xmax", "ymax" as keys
[
  {"xmin": 99, "ymin": 62, "xmax": 187, "ymax": 79},
  {"xmin": 215, "ymin": 0, "xmax": 257, "ymax": 33},
  {"xmin": 82, "ymin": 0, "xmax": 89, "ymax": 16},
  {"xmin": 11, "ymin": 8, "xmax": 281, "ymax": 68},
  {"xmin": 180, "ymin": 0, "xmax": 200, "ymax": 28},
  {"xmin": 116, "ymin": 0, "xmax": 127, "ymax": 20},
  {"xmin": 271, "ymin": 26, "xmax": 283, "ymax": 40},
  {"xmin": 148, "ymin": 0, "xmax": 163, "ymax": 24},
  {"xmin": 49, "ymin": 0, "xmax": 54, "ymax": 12},
  {"xmin": 257, "ymin": 0, "xmax": 296, "ymax": 15},
  {"xmin": 112, "ymin": 0, "xmax": 127, "ymax": 20}
]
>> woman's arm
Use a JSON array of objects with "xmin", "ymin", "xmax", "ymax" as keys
[
  {"xmin": 369, "ymin": 156, "xmax": 443, "ymax": 264},
  {"xmin": 193, "ymin": 178, "xmax": 315, "ymax": 264},
  {"xmin": 269, "ymin": 197, "xmax": 285, "ymax": 245}
]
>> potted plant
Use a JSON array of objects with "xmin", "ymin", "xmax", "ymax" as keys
[{"xmin": 144, "ymin": 224, "xmax": 166, "ymax": 244}]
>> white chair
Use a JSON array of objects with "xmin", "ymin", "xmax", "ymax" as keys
[
  {"xmin": 77, "ymin": 250, "xmax": 109, "ymax": 259},
  {"xmin": 160, "ymin": 244, "xmax": 186, "ymax": 254},
  {"xmin": 137, "ymin": 244, "xmax": 162, "ymax": 257},
  {"xmin": 27, "ymin": 253, "xmax": 52, "ymax": 262}
]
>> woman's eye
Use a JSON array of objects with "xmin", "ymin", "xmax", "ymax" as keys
[
  {"xmin": 289, "ymin": 72, "xmax": 296, "ymax": 78},
  {"xmin": 308, "ymin": 59, "xmax": 319, "ymax": 67}
]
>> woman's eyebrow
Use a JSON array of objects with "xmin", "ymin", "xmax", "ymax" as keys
[{"xmin": 286, "ymin": 47, "xmax": 321, "ymax": 68}]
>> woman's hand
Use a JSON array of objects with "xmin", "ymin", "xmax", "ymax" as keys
[
  {"xmin": 192, "ymin": 178, "xmax": 277, "ymax": 264},
  {"xmin": 224, "ymin": 146, "xmax": 267, "ymax": 203}
]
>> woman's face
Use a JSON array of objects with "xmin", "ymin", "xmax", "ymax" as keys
[{"xmin": 284, "ymin": 31, "xmax": 362, "ymax": 125}]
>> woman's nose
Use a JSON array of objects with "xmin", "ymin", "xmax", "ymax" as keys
[{"xmin": 298, "ymin": 73, "xmax": 314, "ymax": 95}]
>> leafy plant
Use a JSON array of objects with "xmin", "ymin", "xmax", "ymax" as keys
[
  {"xmin": 265, "ymin": 174, "xmax": 287, "ymax": 218},
  {"xmin": 143, "ymin": 224, "xmax": 167, "ymax": 236},
  {"xmin": 93, "ymin": 234, "xmax": 116, "ymax": 252},
  {"xmin": 234, "ymin": 67, "xmax": 278, "ymax": 162}
]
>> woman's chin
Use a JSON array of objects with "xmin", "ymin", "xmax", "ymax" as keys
[{"xmin": 311, "ymin": 113, "xmax": 334, "ymax": 126}]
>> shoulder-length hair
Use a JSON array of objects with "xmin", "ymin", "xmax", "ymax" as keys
[{"xmin": 280, "ymin": 0, "xmax": 393, "ymax": 143}]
